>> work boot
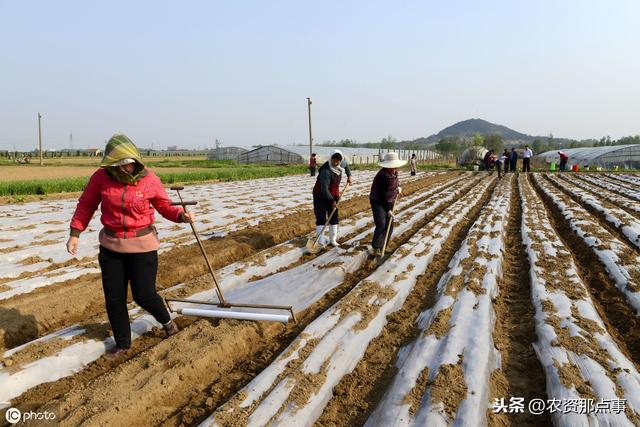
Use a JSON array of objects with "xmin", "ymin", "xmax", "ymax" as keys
[
  {"xmin": 328, "ymin": 225, "xmax": 339, "ymax": 247},
  {"xmin": 105, "ymin": 347, "xmax": 129, "ymax": 360},
  {"xmin": 316, "ymin": 225, "xmax": 328, "ymax": 246},
  {"xmin": 368, "ymin": 246, "xmax": 380, "ymax": 257},
  {"xmin": 163, "ymin": 320, "xmax": 179, "ymax": 337}
]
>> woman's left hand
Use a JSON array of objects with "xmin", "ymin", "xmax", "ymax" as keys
[{"xmin": 182, "ymin": 212, "xmax": 195, "ymax": 223}]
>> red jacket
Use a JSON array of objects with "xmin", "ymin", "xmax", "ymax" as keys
[{"xmin": 70, "ymin": 168, "xmax": 184, "ymax": 238}]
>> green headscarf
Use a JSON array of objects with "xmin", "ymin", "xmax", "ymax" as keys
[{"xmin": 100, "ymin": 134, "xmax": 147, "ymax": 184}]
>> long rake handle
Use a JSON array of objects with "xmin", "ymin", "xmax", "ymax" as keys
[
  {"xmin": 172, "ymin": 187, "xmax": 228, "ymax": 306},
  {"xmin": 312, "ymin": 181, "xmax": 350, "ymax": 246},
  {"xmin": 380, "ymin": 193, "xmax": 400, "ymax": 257}
]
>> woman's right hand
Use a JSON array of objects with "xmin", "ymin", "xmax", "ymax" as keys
[{"xmin": 66, "ymin": 236, "xmax": 79, "ymax": 255}]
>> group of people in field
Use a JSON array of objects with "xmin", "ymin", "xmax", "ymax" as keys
[
  {"xmin": 310, "ymin": 150, "xmax": 409, "ymax": 257},
  {"xmin": 67, "ymin": 132, "xmax": 576, "ymax": 359},
  {"xmin": 483, "ymin": 146, "xmax": 571, "ymax": 177},
  {"xmin": 66, "ymin": 135, "xmax": 412, "ymax": 358},
  {"xmin": 483, "ymin": 145, "xmax": 534, "ymax": 177}
]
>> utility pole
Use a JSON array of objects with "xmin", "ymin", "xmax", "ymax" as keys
[
  {"xmin": 38, "ymin": 112, "xmax": 43, "ymax": 165},
  {"xmin": 306, "ymin": 97, "xmax": 313, "ymax": 161}
]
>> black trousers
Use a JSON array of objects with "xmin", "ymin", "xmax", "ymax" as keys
[
  {"xmin": 523, "ymin": 158, "xmax": 531, "ymax": 172},
  {"xmin": 313, "ymin": 197, "xmax": 338, "ymax": 226},
  {"xmin": 98, "ymin": 246, "xmax": 170, "ymax": 349},
  {"xmin": 559, "ymin": 159, "xmax": 567, "ymax": 171},
  {"xmin": 310, "ymin": 167, "xmax": 316, "ymax": 176},
  {"xmin": 510, "ymin": 160, "xmax": 517, "ymax": 172},
  {"xmin": 371, "ymin": 200, "xmax": 393, "ymax": 249}
]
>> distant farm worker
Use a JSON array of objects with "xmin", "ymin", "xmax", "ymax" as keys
[
  {"xmin": 66, "ymin": 134, "xmax": 194, "ymax": 359},
  {"xmin": 410, "ymin": 153, "xmax": 417, "ymax": 176},
  {"xmin": 522, "ymin": 145, "xmax": 533, "ymax": 172},
  {"xmin": 483, "ymin": 150, "xmax": 493, "ymax": 171},
  {"xmin": 309, "ymin": 153, "xmax": 317, "ymax": 177},
  {"xmin": 558, "ymin": 151, "xmax": 569, "ymax": 171},
  {"xmin": 509, "ymin": 147, "xmax": 518, "ymax": 172},
  {"xmin": 369, "ymin": 152, "xmax": 407, "ymax": 256},
  {"xmin": 496, "ymin": 151, "xmax": 508, "ymax": 178},
  {"xmin": 312, "ymin": 150, "xmax": 348, "ymax": 247},
  {"xmin": 502, "ymin": 149, "xmax": 510, "ymax": 173},
  {"xmin": 336, "ymin": 149, "xmax": 354, "ymax": 186}
]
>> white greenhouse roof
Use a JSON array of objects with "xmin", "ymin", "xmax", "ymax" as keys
[
  {"xmin": 271, "ymin": 145, "xmax": 436, "ymax": 158},
  {"xmin": 536, "ymin": 144, "xmax": 640, "ymax": 163}
]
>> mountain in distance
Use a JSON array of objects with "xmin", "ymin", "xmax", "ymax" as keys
[{"xmin": 405, "ymin": 118, "xmax": 567, "ymax": 146}]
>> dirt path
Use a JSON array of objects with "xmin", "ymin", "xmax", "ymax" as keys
[{"xmin": 488, "ymin": 174, "xmax": 550, "ymax": 427}]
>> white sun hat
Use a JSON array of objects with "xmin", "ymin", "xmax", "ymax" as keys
[
  {"xmin": 378, "ymin": 152, "xmax": 407, "ymax": 168},
  {"xmin": 112, "ymin": 158, "xmax": 136, "ymax": 167},
  {"xmin": 331, "ymin": 149, "xmax": 344, "ymax": 160}
]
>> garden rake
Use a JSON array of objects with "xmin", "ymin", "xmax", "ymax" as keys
[
  {"xmin": 164, "ymin": 186, "xmax": 296, "ymax": 323},
  {"xmin": 306, "ymin": 182, "xmax": 350, "ymax": 254}
]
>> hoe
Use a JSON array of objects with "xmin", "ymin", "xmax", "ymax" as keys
[
  {"xmin": 164, "ymin": 186, "xmax": 296, "ymax": 323},
  {"xmin": 306, "ymin": 182, "xmax": 350, "ymax": 254}
]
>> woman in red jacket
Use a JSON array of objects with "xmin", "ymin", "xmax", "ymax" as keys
[{"xmin": 66, "ymin": 134, "xmax": 194, "ymax": 358}]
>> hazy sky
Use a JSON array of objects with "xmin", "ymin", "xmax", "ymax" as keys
[{"xmin": 1, "ymin": 0, "xmax": 639, "ymax": 150}]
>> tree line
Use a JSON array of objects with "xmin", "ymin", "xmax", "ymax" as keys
[{"xmin": 318, "ymin": 133, "xmax": 640, "ymax": 156}]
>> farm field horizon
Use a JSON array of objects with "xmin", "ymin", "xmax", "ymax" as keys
[{"xmin": 0, "ymin": 170, "xmax": 639, "ymax": 426}]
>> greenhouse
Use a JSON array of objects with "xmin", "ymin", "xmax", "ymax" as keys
[
  {"xmin": 458, "ymin": 146, "xmax": 488, "ymax": 166},
  {"xmin": 237, "ymin": 145, "xmax": 441, "ymax": 165},
  {"xmin": 535, "ymin": 144, "xmax": 640, "ymax": 170},
  {"xmin": 206, "ymin": 146, "xmax": 247, "ymax": 161}
]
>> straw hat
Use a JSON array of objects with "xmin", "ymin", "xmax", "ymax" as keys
[{"xmin": 378, "ymin": 152, "xmax": 407, "ymax": 168}]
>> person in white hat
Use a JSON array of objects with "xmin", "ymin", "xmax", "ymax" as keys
[{"xmin": 369, "ymin": 152, "xmax": 407, "ymax": 256}]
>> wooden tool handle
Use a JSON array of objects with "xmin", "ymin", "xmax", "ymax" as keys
[{"xmin": 170, "ymin": 201, "xmax": 198, "ymax": 206}]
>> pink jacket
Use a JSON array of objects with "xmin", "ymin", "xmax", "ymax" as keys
[{"xmin": 70, "ymin": 169, "xmax": 184, "ymax": 238}]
